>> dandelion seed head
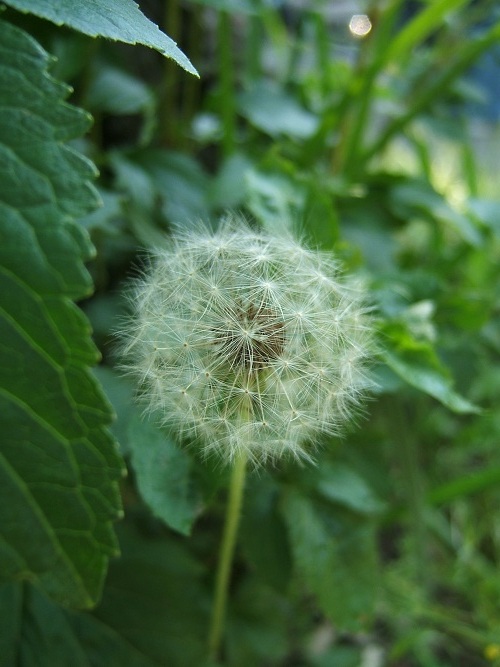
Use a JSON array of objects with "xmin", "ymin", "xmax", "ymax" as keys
[{"xmin": 119, "ymin": 215, "xmax": 373, "ymax": 465}]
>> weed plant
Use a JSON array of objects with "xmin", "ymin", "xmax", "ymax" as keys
[{"xmin": 1, "ymin": 1, "xmax": 500, "ymax": 666}]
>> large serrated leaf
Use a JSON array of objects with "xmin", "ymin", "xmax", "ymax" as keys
[
  {"xmin": 4, "ymin": 0, "xmax": 198, "ymax": 76},
  {"xmin": 0, "ymin": 19, "xmax": 124, "ymax": 609}
]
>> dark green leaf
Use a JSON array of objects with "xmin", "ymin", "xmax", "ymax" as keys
[
  {"xmin": 316, "ymin": 463, "xmax": 386, "ymax": 515},
  {"xmin": 382, "ymin": 345, "xmax": 480, "ymax": 414},
  {"xmin": 428, "ymin": 466, "xmax": 500, "ymax": 506},
  {"xmin": 240, "ymin": 476, "xmax": 292, "ymax": 592},
  {"xmin": 91, "ymin": 523, "xmax": 209, "ymax": 667},
  {"xmin": 2, "ymin": 584, "xmax": 91, "ymax": 667},
  {"xmin": 128, "ymin": 414, "xmax": 203, "ymax": 536},
  {"xmin": 0, "ymin": 19, "xmax": 124, "ymax": 609},
  {"xmin": 310, "ymin": 645, "xmax": 363, "ymax": 667},
  {"xmin": 134, "ymin": 150, "xmax": 211, "ymax": 226},
  {"xmin": 245, "ymin": 168, "xmax": 305, "ymax": 234},
  {"xmin": 238, "ymin": 81, "xmax": 318, "ymax": 139},
  {"xmin": 85, "ymin": 65, "xmax": 154, "ymax": 116},
  {"xmin": 110, "ymin": 153, "xmax": 167, "ymax": 247},
  {"xmin": 390, "ymin": 180, "xmax": 482, "ymax": 246},
  {"xmin": 92, "ymin": 367, "xmax": 136, "ymax": 454},
  {"xmin": 226, "ymin": 578, "xmax": 289, "ymax": 666},
  {"xmin": 4, "ymin": 0, "xmax": 198, "ymax": 76},
  {"xmin": 281, "ymin": 489, "xmax": 378, "ymax": 631},
  {"xmin": 302, "ymin": 180, "xmax": 339, "ymax": 250}
]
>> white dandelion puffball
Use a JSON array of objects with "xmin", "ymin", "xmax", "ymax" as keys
[{"xmin": 121, "ymin": 216, "xmax": 373, "ymax": 465}]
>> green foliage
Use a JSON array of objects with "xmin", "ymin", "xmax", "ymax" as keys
[
  {"xmin": 128, "ymin": 414, "xmax": 203, "ymax": 536},
  {"xmin": 2, "ymin": 0, "xmax": 500, "ymax": 665},
  {"xmin": 0, "ymin": 18, "xmax": 123, "ymax": 609},
  {"xmin": 3, "ymin": 0, "xmax": 198, "ymax": 75},
  {"xmin": 282, "ymin": 486, "xmax": 379, "ymax": 632}
]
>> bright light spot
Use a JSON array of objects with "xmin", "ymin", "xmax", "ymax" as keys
[{"xmin": 349, "ymin": 14, "xmax": 372, "ymax": 38}]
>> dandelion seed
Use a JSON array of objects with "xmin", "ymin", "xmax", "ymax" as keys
[{"xmin": 119, "ymin": 214, "xmax": 373, "ymax": 465}]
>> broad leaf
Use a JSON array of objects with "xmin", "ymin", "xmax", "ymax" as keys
[
  {"xmin": 0, "ymin": 583, "xmax": 91, "ymax": 667},
  {"xmin": 89, "ymin": 524, "xmax": 208, "ymax": 667},
  {"xmin": 128, "ymin": 414, "xmax": 203, "ymax": 536},
  {"xmin": 226, "ymin": 577, "xmax": 289, "ymax": 666},
  {"xmin": 390, "ymin": 179, "xmax": 482, "ymax": 246},
  {"xmin": 240, "ymin": 476, "xmax": 292, "ymax": 593},
  {"xmin": 316, "ymin": 463, "xmax": 386, "ymax": 515},
  {"xmin": 281, "ymin": 489, "xmax": 378, "ymax": 631},
  {"xmin": 85, "ymin": 64, "xmax": 155, "ymax": 116},
  {"xmin": 4, "ymin": 0, "xmax": 198, "ymax": 76},
  {"xmin": 0, "ymin": 19, "xmax": 123, "ymax": 608},
  {"xmin": 245, "ymin": 168, "xmax": 305, "ymax": 235},
  {"xmin": 134, "ymin": 149, "xmax": 211, "ymax": 225},
  {"xmin": 382, "ymin": 347, "xmax": 480, "ymax": 414},
  {"xmin": 0, "ymin": 525, "xmax": 209, "ymax": 667},
  {"xmin": 238, "ymin": 81, "xmax": 318, "ymax": 139}
]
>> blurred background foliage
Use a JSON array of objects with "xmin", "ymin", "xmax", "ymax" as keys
[{"xmin": 5, "ymin": 0, "xmax": 500, "ymax": 665}]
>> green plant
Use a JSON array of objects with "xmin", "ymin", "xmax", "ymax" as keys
[{"xmin": 2, "ymin": 1, "xmax": 500, "ymax": 665}]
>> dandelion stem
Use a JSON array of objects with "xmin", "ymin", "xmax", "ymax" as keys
[{"xmin": 208, "ymin": 450, "xmax": 248, "ymax": 662}]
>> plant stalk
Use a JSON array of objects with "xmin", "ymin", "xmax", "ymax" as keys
[
  {"xmin": 208, "ymin": 450, "xmax": 248, "ymax": 662},
  {"xmin": 218, "ymin": 10, "xmax": 236, "ymax": 156}
]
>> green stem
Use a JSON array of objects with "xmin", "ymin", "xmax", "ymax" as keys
[
  {"xmin": 361, "ymin": 19, "xmax": 500, "ymax": 166},
  {"xmin": 208, "ymin": 450, "xmax": 248, "ymax": 662},
  {"xmin": 160, "ymin": 0, "xmax": 181, "ymax": 147},
  {"xmin": 245, "ymin": 12, "xmax": 261, "ymax": 86},
  {"xmin": 332, "ymin": 0, "xmax": 403, "ymax": 177},
  {"xmin": 395, "ymin": 403, "xmax": 427, "ymax": 589},
  {"xmin": 218, "ymin": 10, "xmax": 236, "ymax": 156}
]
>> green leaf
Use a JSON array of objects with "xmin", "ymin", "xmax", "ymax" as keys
[
  {"xmin": 128, "ymin": 414, "xmax": 203, "ymax": 536},
  {"xmin": 382, "ymin": 341, "xmax": 480, "ymax": 414},
  {"xmin": 0, "ymin": 578, "xmax": 170, "ymax": 667},
  {"xmin": 0, "ymin": 582, "xmax": 22, "ymax": 666},
  {"xmin": 281, "ymin": 489, "xmax": 378, "ymax": 631},
  {"xmin": 385, "ymin": 0, "xmax": 469, "ymax": 66},
  {"xmin": 363, "ymin": 19, "xmax": 500, "ymax": 163},
  {"xmin": 0, "ymin": 583, "xmax": 91, "ymax": 667},
  {"xmin": 226, "ymin": 577, "xmax": 289, "ymax": 666},
  {"xmin": 302, "ymin": 178, "xmax": 339, "ymax": 250},
  {"xmin": 238, "ymin": 81, "xmax": 318, "ymax": 139},
  {"xmin": 85, "ymin": 64, "xmax": 155, "ymax": 116},
  {"xmin": 0, "ymin": 547, "xmax": 204, "ymax": 667},
  {"xmin": 4, "ymin": 0, "xmax": 198, "ymax": 76},
  {"xmin": 428, "ymin": 466, "xmax": 500, "ymax": 506},
  {"xmin": 0, "ymin": 19, "xmax": 124, "ymax": 608},
  {"xmin": 110, "ymin": 153, "xmax": 171, "ymax": 248},
  {"xmin": 210, "ymin": 152, "xmax": 254, "ymax": 209},
  {"xmin": 92, "ymin": 366, "xmax": 136, "ymax": 454},
  {"xmin": 245, "ymin": 168, "xmax": 305, "ymax": 235},
  {"xmin": 240, "ymin": 476, "xmax": 292, "ymax": 592},
  {"xmin": 89, "ymin": 523, "xmax": 209, "ymax": 667},
  {"xmin": 316, "ymin": 463, "xmax": 386, "ymax": 515},
  {"xmin": 68, "ymin": 610, "xmax": 159, "ymax": 667},
  {"xmin": 390, "ymin": 180, "xmax": 482, "ymax": 246},
  {"xmin": 134, "ymin": 149, "xmax": 211, "ymax": 226}
]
